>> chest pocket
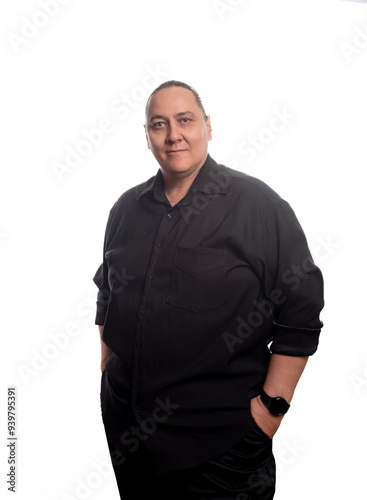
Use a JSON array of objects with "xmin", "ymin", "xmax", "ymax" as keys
[{"xmin": 166, "ymin": 247, "xmax": 227, "ymax": 312}]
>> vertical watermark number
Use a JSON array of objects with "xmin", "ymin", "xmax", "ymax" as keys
[{"xmin": 7, "ymin": 387, "xmax": 17, "ymax": 492}]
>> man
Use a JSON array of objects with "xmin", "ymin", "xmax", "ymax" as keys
[{"xmin": 93, "ymin": 81, "xmax": 324, "ymax": 499}]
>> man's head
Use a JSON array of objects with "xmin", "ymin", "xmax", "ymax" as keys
[{"xmin": 144, "ymin": 80, "xmax": 212, "ymax": 179}]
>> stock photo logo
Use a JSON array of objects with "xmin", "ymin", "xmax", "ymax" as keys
[
  {"xmin": 7, "ymin": 0, "xmax": 72, "ymax": 54},
  {"xmin": 62, "ymin": 460, "xmax": 112, "ymax": 500},
  {"xmin": 211, "ymin": 0, "xmax": 246, "ymax": 20},
  {"xmin": 340, "ymin": 22, "xmax": 367, "ymax": 63},
  {"xmin": 16, "ymin": 297, "xmax": 95, "ymax": 386},
  {"xmin": 349, "ymin": 357, "xmax": 367, "ymax": 395},
  {"xmin": 51, "ymin": 65, "xmax": 168, "ymax": 182},
  {"xmin": 237, "ymin": 107, "xmax": 296, "ymax": 163},
  {"xmin": 16, "ymin": 263, "xmax": 137, "ymax": 386},
  {"xmin": 235, "ymin": 437, "xmax": 305, "ymax": 500},
  {"xmin": 222, "ymin": 255, "xmax": 319, "ymax": 354},
  {"xmin": 62, "ymin": 396, "xmax": 180, "ymax": 499}
]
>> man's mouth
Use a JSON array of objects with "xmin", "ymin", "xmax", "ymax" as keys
[{"xmin": 166, "ymin": 149, "xmax": 187, "ymax": 154}]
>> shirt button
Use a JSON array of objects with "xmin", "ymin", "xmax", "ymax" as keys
[
  {"xmin": 167, "ymin": 213, "xmax": 172, "ymax": 219},
  {"xmin": 149, "ymin": 274, "xmax": 155, "ymax": 280},
  {"xmin": 158, "ymin": 242, "xmax": 164, "ymax": 248},
  {"xmin": 140, "ymin": 309, "xmax": 146, "ymax": 315},
  {"xmin": 136, "ymin": 407, "xmax": 141, "ymax": 414}
]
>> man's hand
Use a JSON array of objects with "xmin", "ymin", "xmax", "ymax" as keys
[{"xmin": 250, "ymin": 395, "xmax": 284, "ymax": 439}]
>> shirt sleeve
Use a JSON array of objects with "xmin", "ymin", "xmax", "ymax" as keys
[
  {"xmin": 92, "ymin": 209, "xmax": 113, "ymax": 326},
  {"xmin": 255, "ymin": 199, "xmax": 324, "ymax": 356}
]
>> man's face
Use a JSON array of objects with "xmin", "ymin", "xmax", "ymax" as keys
[{"xmin": 144, "ymin": 87, "xmax": 212, "ymax": 178}]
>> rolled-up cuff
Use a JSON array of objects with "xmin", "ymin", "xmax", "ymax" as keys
[
  {"xmin": 94, "ymin": 288, "xmax": 110, "ymax": 325},
  {"xmin": 269, "ymin": 321, "xmax": 322, "ymax": 356},
  {"xmin": 95, "ymin": 306, "xmax": 107, "ymax": 326}
]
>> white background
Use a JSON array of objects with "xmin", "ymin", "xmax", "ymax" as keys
[{"xmin": 1, "ymin": 0, "xmax": 367, "ymax": 498}]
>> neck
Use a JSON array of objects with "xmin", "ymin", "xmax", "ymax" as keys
[{"xmin": 162, "ymin": 163, "xmax": 204, "ymax": 207}]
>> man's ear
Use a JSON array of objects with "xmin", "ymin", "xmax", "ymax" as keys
[
  {"xmin": 144, "ymin": 124, "xmax": 151, "ymax": 150},
  {"xmin": 206, "ymin": 115, "xmax": 213, "ymax": 141}
]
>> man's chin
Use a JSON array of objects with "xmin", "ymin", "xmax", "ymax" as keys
[{"xmin": 160, "ymin": 159, "xmax": 194, "ymax": 175}]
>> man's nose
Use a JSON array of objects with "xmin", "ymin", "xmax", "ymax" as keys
[{"xmin": 165, "ymin": 124, "xmax": 182, "ymax": 143}]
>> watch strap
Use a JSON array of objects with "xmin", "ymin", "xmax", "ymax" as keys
[{"xmin": 260, "ymin": 389, "xmax": 290, "ymax": 416}]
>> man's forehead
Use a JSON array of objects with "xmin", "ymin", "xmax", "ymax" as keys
[{"xmin": 146, "ymin": 87, "xmax": 199, "ymax": 117}]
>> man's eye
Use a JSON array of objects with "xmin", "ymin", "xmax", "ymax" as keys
[
  {"xmin": 153, "ymin": 122, "xmax": 164, "ymax": 128},
  {"xmin": 180, "ymin": 118, "xmax": 191, "ymax": 124}
]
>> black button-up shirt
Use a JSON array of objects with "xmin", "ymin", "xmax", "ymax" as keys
[{"xmin": 93, "ymin": 154, "xmax": 324, "ymax": 473}]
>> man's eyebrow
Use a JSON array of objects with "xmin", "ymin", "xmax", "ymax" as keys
[
  {"xmin": 149, "ymin": 114, "xmax": 166, "ymax": 122},
  {"xmin": 149, "ymin": 111, "xmax": 197, "ymax": 122},
  {"xmin": 175, "ymin": 111, "xmax": 197, "ymax": 118}
]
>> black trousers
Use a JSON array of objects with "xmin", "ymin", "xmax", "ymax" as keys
[{"xmin": 107, "ymin": 425, "xmax": 276, "ymax": 500}]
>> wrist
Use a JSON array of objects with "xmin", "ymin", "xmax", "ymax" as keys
[
  {"xmin": 251, "ymin": 396, "xmax": 284, "ymax": 438},
  {"xmin": 259, "ymin": 390, "xmax": 290, "ymax": 416}
]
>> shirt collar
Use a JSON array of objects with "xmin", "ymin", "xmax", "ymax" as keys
[{"xmin": 136, "ymin": 154, "xmax": 229, "ymax": 206}]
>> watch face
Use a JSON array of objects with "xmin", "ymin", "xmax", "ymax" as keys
[{"xmin": 270, "ymin": 397, "xmax": 289, "ymax": 416}]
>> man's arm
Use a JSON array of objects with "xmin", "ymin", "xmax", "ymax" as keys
[
  {"xmin": 248, "ymin": 200, "xmax": 323, "ymax": 438},
  {"xmin": 251, "ymin": 353, "xmax": 308, "ymax": 438},
  {"xmin": 98, "ymin": 325, "xmax": 111, "ymax": 373}
]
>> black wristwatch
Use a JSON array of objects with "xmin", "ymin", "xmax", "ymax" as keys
[{"xmin": 260, "ymin": 390, "xmax": 290, "ymax": 416}]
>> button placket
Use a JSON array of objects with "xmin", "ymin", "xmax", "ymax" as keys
[{"xmin": 130, "ymin": 208, "xmax": 175, "ymax": 417}]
